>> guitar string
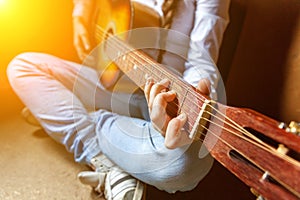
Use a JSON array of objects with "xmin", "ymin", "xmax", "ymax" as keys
[
  {"xmin": 94, "ymin": 28, "xmax": 300, "ymax": 195},
  {"xmin": 201, "ymin": 112, "xmax": 300, "ymax": 167},
  {"xmin": 94, "ymin": 30, "xmax": 225, "ymax": 131},
  {"xmin": 94, "ymin": 28, "xmax": 207, "ymax": 100},
  {"xmin": 94, "ymin": 27, "xmax": 258, "ymax": 138},
  {"xmin": 94, "ymin": 27, "xmax": 211, "ymax": 108},
  {"xmin": 94, "ymin": 29, "xmax": 300, "ymax": 168},
  {"xmin": 195, "ymin": 111, "xmax": 300, "ymax": 196},
  {"xmin": 94, "ymin": 28, "xmax": 215, "ymax": 119},
  {"xmin": 93, "ymin": 25, "xmax": 300, "ymax": 196},
  {"xmin": 94, "ymin": 27, "xmax": 281, "ymax": 143},
  {"xmin": 200, "ymin": 123, "xmax": 300, "ymax": 198},
  {"xmin": 94, "ymin": 27, "xmax": 300, "ymax": 165},
  {"xmin": 94, "ymin": 27, "xmax": 284, "ymax": 149}
]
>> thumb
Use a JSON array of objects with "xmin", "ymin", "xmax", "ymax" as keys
[{"xmin": 165, "ymin": 113, "xmax": 192, "ymax": 149}]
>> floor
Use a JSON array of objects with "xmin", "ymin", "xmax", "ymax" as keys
[
  {"xmin": 0, "ymin": 111, "xmax": 255, "ymax": 200},
  {"xmin": 0, "ymin": 113, "xmax": 103, "ymax": 200}
]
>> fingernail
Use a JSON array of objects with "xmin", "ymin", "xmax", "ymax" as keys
[
  {"xmin": 169, "ymin": 90, "xmax": 176, "ymax": 95},
  {"xmin": 146, "ymin": 78, "xmax": 154, "ymax": 85},
  {"xmin": 159, "ymin": 78, "xmax": 170, "ymax": 85}
]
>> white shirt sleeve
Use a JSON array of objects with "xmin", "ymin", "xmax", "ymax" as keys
[{"xmin": 183, "ymin": 0, "xmax": 230, "ymax": 99}]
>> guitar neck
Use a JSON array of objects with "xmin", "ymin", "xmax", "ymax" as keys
[
  {"xmin": 103, "ymin": 31, "xmax": 300, "ymax": 200},
  {"xmin": 104, "ymin": 35, "xmax": 211, "ymax": 139}
]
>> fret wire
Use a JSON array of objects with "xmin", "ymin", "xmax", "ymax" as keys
[
  {"xmin": 178, "ymin": 86, "xmax": 189, "ymax": 114},
  {"xmin": 128, "ymin": 56, "xmax": 140, "ymax": 86},
  {"xmin": 99, "ymin": 28, "xmax": 274, "ymax": 151},
  {"xmin": 119, "ymin": 53, "xmax": 198, "ymax": 126},
  {"xmin": 96, "ymin": 28, "xmax": 209, "ymax": 130},
  {"xmin": 97, "ymin": 29, "xmax": 210, "ymax": 128},
  {"xmin": 134, "ymin": 56, "xmax": 149, "ymax": 85},
  {"xmin": 102, "ymin": 31, "xmax": 205, "ymax": 118},
  {"xmin": 136, "ymin": 62, "xmax": 145, "ymax": 87},
  {"xmin": 159, "ymin": 67, "xmax": 164, "ymax": 81},
  {"xmin": 133, "ymin": 59, "xmax": 145, "ymax": 85},
  {"xmin": 137, "ymin": 68, "xmax": 145, "ymax": 87},
  {"xmin": 112, "ymin": 41, "xmax": 201, "ymax": 124},
  {"xmin": 95, "ymin": 29, "xmax": 203, "ymax": 104}
]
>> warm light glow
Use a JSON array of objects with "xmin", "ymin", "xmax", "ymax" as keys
[
  {"xmin": 0, "ymin": 0, "xmax": 75, "ymax": 90},
  {"xmin": 0, "ymin": 0, "xmax": 8, "ymax": 9},
  {"xmin": 0, "ymin": 0, "xmax": 6, "ymax": 10},
  {"xmin": 0, "ymin": 0, "xmax": 12, "ymax": 18}
]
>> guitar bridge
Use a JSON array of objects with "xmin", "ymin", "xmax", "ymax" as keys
[{"xmin": 189, "ymin": 99, "xmax": 215, "ymax": 140}]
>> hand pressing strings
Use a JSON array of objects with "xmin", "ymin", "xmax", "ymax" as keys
[{"xmin": 144, "ymin": 77, "xmax": 211, "ymax": 149}]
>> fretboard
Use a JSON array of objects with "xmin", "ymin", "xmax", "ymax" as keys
[{"xmin": 105, "ymin": 35, "xmax": 210, "ymax": 139}]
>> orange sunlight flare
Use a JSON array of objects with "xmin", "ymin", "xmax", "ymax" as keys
[{"xmin": 0, "ymin": 0, "xmax": 74, "ymax": 90}]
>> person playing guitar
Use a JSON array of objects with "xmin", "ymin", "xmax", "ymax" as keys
[{"xmin": 8, "ymin": 0, "xmax": 300, "ymax": 200}]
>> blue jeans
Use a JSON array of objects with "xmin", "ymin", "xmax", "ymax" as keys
[{"xmin": 7, "ymin": 52, "xmax": 213, "ymax": 193}]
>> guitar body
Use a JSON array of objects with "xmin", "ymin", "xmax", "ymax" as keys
[
  {"xmin": 93, "ymin": 0, "xmax": 161, "ymax": 90},
  {"xmin": 92, "ymin": 1, "xmax": 300, "ymax": 199}
]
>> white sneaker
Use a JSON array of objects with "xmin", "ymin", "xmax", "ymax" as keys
[{"xmin": 78, "ymin": 154, "xmax": 145, "ymax": 200}]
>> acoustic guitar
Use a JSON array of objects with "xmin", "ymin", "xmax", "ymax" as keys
[{"xmin": 90, "ymin": 1, "xmax": 300, "ymax": 199}]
